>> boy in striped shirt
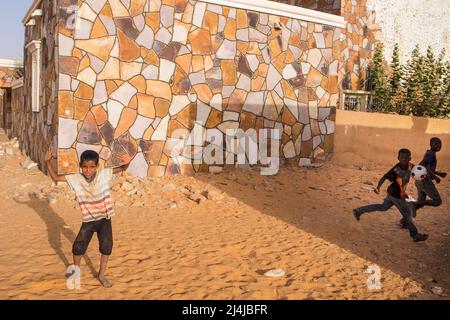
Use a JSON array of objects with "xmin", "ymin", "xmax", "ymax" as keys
[{"xmin": 45, "ymin": 149, "xmax": 129, "ymax": 288}]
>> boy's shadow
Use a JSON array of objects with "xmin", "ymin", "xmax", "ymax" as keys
[{"xmin": 14, "ymin": 194, "xmax": 97, "ymax": 277}]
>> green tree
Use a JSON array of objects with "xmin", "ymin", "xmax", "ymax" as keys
[
  {"xmin": 388, "ymin": 43, "xmax": 405, "ymax": 113},
  {"xmin": 370, "ymin": 43, "xmax": 390, "ymax": 112},
  {"xmin": 403, "ymin": 45, "xmax": 425, "ymax": 116}
]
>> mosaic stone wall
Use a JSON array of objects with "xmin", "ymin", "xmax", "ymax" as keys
[
  {"xmin": 338, "ymin": 0, "xmax": 377, "ymax": 90},
  {"xmin": 271, "ymin": 0, "xmax": 341, "ymax": 16},
  {"xmin": 0, "ymin": 67, "xmax": 22, "ymax": 135},
  {"xmin": 21, "ymin": 0, "xmax": 59, "ymax": 171},
  {"xmin": 56, "ymin": 0, "xmax": 342, "ymax": 177},
  {"xmin": 0, "ymin": 67, "xmax": 21, "ymax": 88}
]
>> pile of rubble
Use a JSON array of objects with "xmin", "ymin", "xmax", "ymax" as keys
[{"xmin": 0, "ymin": 137, "xmax": 19, "ymax": 157}]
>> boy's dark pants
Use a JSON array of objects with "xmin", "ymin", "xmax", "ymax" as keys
[
  {"xmin": 72, "ymin": 218, "xmax": 113, "ymax": 256},
  {"xmin": 354, "ymin": 195, "xmax": 418, "ymax": 238},
  {"xmin": 415, "ymin": 178, "xmax": 442, "ymax": 209}
]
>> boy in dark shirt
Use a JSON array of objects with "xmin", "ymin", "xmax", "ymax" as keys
[
  {"xmin": 409, "ymin": 137, "xmax": 446, "ymax": 217},
  {"xmin": 353, "ymin": 149, "xmax": 428, "ymax": 242}
]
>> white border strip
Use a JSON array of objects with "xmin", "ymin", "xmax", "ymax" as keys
[
  {"xmin": 23, "ymin": 0, "xmax": 42, "ymax": 24},
  {"xmin": 0, "ymin": 59, "xmax": 23, "ymax": 68},
  {"xmin": 200, "ymin": 0, "xmax": 345, "ymax": 28}
]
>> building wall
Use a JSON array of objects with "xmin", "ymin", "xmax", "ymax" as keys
[
  {"xmin": 334, "ymin": 109, "xmax": 450, "ymax": 171},
  {"xmin": 21, "ymin": 0, "xmax": 59, "ymax": 171},
  {"xmin": 11, "ymin": 85, "xmax": 25, "ymax": 141},
  {"xmin": 56, "ymin": 0, "xmax": 348, "ymax": 177},
  {"xmin": 367, "ymin": 0, "xmax": 450, "ymax": 63}
]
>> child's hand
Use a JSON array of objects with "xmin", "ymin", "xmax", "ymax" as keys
[
  {"xmin": 435, "ymin": 176, "xmax": 441, "ymax": 184},
  {"xmin": 374, "ymin": 187, "xmax": 380, "ymax": 194},
  {"xmin": 440, "ymin": 172, "xmax": 447, "ymax": 178},
  {"xmin": 45, "ymin": 147, "xmax": 53, "ymax": 161}
]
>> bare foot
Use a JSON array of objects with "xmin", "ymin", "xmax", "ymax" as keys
[{"xmin": 98, "ymin": 275, "xmax": 113, "ymax": 288}]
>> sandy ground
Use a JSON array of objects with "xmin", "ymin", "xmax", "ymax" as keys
[{"xmin": 0, "ymin": 130, "xmax": 449, "ymax": 300}]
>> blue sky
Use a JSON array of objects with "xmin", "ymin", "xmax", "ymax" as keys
[{"xmin": 0, "ymin": 0, "xmax": 33, "ymax": 60}]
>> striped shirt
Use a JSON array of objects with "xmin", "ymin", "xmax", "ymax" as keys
[{"xmin": 66, "ymin": 168, "xmax": 115, "ymax": 222}]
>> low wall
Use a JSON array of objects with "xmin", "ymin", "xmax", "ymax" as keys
[{"xmin": 334, "ymin": 110, "xmax": 450, "ymax": 171}]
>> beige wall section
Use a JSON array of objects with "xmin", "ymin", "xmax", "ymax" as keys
[{"xmin": 334, "ymin": 110, "xmax": 450, "ymax": 171}]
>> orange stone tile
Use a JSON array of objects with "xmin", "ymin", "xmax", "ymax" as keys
[
  {"xmin": 193, "ymin": 84, "xmax": 213, "ymax": 103},
  {"xmin": 306, "ymin": 67, "xmax": 323, "ymax": 87},
  {"xmin": 236, "ymin": 10, "xmax": 247, "ymax": 28},
  {"xmin": 100, "ymin": 3, "xmax": 113, "ymax": 18},
  {"xmin": 172, "ymin": 66, "xmax": 189, "ymax": 95},
  {"xmin": 58, "ymin": 148, "xmax": 79, "ymax": 175},
  {"xmin": 247, "ymin": 42, "xmax": 261, "ymax": 55},
  {"xmin": 79, "ymin": 55, "xmax": 90, "ymax": 72},
  {"xmin": 74, "ymin": 82, "xmax": 94, "ymax": 100},
  {"xmin": 327, "ymin": 76, "xmax": 339, "ymax": 93},
  {"xmin": 91, "ymin": 18, "xmax": 108, "ymax": 39},
  {"xmin": 282, "ymin": 107, "xmax": 297, "ymax": 126},
  {"xmin": 189, "ymin": 28, "xmax": 212, "ymax": 55},
  {"xmin": 154, "ymin": 98, "xmax": 170, "ymax": 118},
  {"xmin": 226, "ymin": 89, "xmax": 246, "ymax": 112},
  {"xmin": 176, "ymin": 54, "xmax": 192, "ymax": 74},
  {"xmin": 144, "ymin": 49, "xmax": 159, "ymax": 66},
  {"xmin": 137, "ymin": 93, "xmax": 156, "ymax": 118},
  {"xmin": 269, "ymin": 39, "xmax": 282, "ymax": 59},
  {"xmin": 176, "ymin": 103, "xmax": 196, "ymax": 129},
  {"xmin": 237, "ymin": 41, "xmax": 249, "ymax": 55},
  {"xmin": 105, "ymin": 80, "xmax": 119, "ymax": 95},
  {"xmin": 58, "ymin": 91, "xmax": 74, "ymax": 118},
  {"xmin": 72, "ymin": 48, "xmax": 83, "ymax": 60},
  {"xmin": 289, "ymin": 33, "xmax": 300, "ymax": 46},
  {"xmin": 251, "ymin": 76, "xmax": 265, "ymax": 91},
  {"xmin": 204, "ymin": 55, "xmax": 214, "ymax": 71},
  {"xmin": 130, "ymin": 0, "xmax": 146, "ymax": 16},
  {"xmin": 272, "ymin": 52, "xmax": 286, "ymax": 74},
  {"xmin": 191, "ymin": 55, "xmax": 204, "ymax": 72},
  {"xmin": 114, "ymin": 108, "xmax": 138, "ymax": 139},
  {"xmin": 145, "ymin": 13, "xmax": 160, "ymax": 32},
  {"xmin": 167, "ymin": 119, "xmax": 186, "ymax": 137},
  {"xmin": 146, "ymin": 80, "xmax": 172, "ymax": 100},
  {"xmin": 281, "ymin": 80, "xmax": 296, "ymax": 100},
  {"xmin": 118, "ymin": 29, "xmax": 141, "ymax": 62},
  {"xmin": 257, "ymin": 63, "xmax": 269, "ymax": 78},
  {"xmin": 240, "ymin": 112, "xmax": 256, "ymax": 131},
  {"xmin": 92, "ymin": 105, "xmax": 108, "ymax": 125},
  {"xmin": 74, "ymin": 98, "xmax": 90, "ymax": 120},
  {"xmin": 224, "ymin": 18, "xmax": 236, "ymax": 40},
  {"xmin": 148, "ymin": 165, "xmax": 166, "ymax": 177},
  {"xmin": 206, "ymin": 109, "xmax": 222, "ymax": 128},
  {"xmin": 129, "ymin": 75, "xmax": 147, "ymax": 93},
  {"xmin": 140, "ymin": 47, "xmax": 149, "ymax": 59},
  {"xmin": 143, "ymin": 126, "xmax": 155, "ymax": 140},
  {"xmin": 128, "ymin": 95, "xmax": 138, "ymax": 110},
  {"xmin": 221, "ymin": 60, "xmax": 237, "ymax": 85},
  {"xmin": 204, "ymin": 11, "xmax": 219, "ymax": 35}
]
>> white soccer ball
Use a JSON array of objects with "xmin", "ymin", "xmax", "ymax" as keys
[{"xmin": 411, "ymin": 165, "xmax": 427, "ymax": 181}]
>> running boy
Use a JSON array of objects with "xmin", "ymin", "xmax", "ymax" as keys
[
  {"xmin": 45, "ymin": 148, "xmax": 129, "ymax": 288},
  {"xmin": 409, "ymin": 137, "xmax": 446, "ymax": 217},
  {"xmin": 353, "ymin": 148, "xmax": 428, "ymax": 242}
]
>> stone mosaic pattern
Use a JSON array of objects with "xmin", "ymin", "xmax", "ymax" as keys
[
  {"xmin": 338, "ymin": 0, "xmax": 378, "ymax": 90},
  {"xmin": 55, "ymin": 0, "xmax": 341, "ymax": 177},
  {"xmin": 0, "ymin": 67, "xmax": 21, "ymax": 88},
  {"xmin": 19, "ymin": 0, "xmax": 59, "ymax": 171},
  {"xmin": 272, "ymin": 0, "xmax": 341, "ymax": 16}
]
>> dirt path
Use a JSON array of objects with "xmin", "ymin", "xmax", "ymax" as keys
[{"xmin": 0, "ymin": 130, "xmax": 448, "ymax": 300}]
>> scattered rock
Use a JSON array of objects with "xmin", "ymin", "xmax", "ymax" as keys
[
  {"xmin": 169, "ymin": 201, "xmax": 177, "ymax": 209},
  {"xmin": 120, "ymin": 182, "xmax": 134, "ymax": 192},
  {"xmin": 47, "ymin": 196, "xmax": 57, "ymax": 205},
  {"xmin": 227, "ymin": 173, "xmax": 237, "ymax": 181},
  {"xmin": 431, "ymin": 286, "xmax": 444, "ymax": 296},
  {"xmin": 162, "ymin": 183, "xmax": 178, "ymax": 193},
  {"xmin": 20, "ymin": 183, "xmax": 32, "ymax": 189},
  {"xmin": 127, "ymin": 188, "xmax": 138, "ymax": 196},
  {"xmin": 202, "ymin": 189, "xmax": 224, "ymax": 201},
  {"xmin": 264, "ymin": 268, "xmax": 286, "ymax": 278},
  {"xmin": 20, "ymin": 158, "xmax": 38, "ymax": 170},
  {"xmin": 188, "ymin": 193, "xmax": 204, "ymax": 204},
  {"xmin": 6, "ymin": 148, "xmax": 14, "ymax": 156},
  {"xmin": 41, "ymin": 186, "xmax": 54, "ymax": 194}
]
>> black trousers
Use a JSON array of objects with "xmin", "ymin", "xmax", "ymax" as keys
[{"xmin": 72, "ymin": 218, "xmax": 113, "ymax": 256}]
